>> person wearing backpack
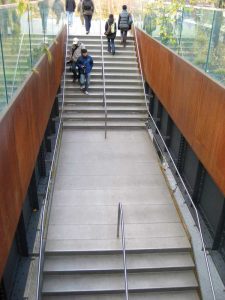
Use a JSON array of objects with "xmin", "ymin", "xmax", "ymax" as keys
[
  {"xmin": 82, "ymin": 0, "xmax": 94, "ymax": 34},
  {"xmin": 66, "ymin": 0, "xmax": 76, "ymax": 26},
  {"xmin": 118, "ymin": 5, "xmax": 133, "ymax": 47},
  {"xmin": 105, "ymin": 14, "xmax": 117, "ymax": 55}
]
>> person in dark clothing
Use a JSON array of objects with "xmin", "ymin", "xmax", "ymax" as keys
[
  {"xmin": 76, "ymin": 48, "xmax": 94, "ymax": 94},
  {"xmin": 66, "ymin": 0, "xmax": 76, "ymax": 26},
  {"xmin": 52, "ymin": 0, "xmax": 64, "ymax": 25},
  {"xmin": 38, "ymin": 0, "xmax": 49, "ymax": 34},
  {"xmin": 118, "ymin": 5, "xmax": 133, "ymax": 47},
  {"xmin": 82, "ymin": 0, "xmax": 94, "ymax": 34},
  {"xmin": 105, "ymin": 14, "xmax": 117, "ymax": 55}
]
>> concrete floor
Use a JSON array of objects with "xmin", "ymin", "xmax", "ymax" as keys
[{"xmin": 46, "ymin": 129, "xmax": 190, "ymax": 253}]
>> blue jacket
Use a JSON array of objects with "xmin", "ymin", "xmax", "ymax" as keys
[{"xmin": 76, "ymin": 55, "xmax": 93, "ymax": 74}]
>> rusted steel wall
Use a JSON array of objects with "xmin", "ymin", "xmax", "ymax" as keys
[
  {"xmin": 136, "ymin": 28, "xmax": 225, "ymax": 197},
  {"xmin": 0, "ymin": 26, "xmax": 66, "ymax": 279}
]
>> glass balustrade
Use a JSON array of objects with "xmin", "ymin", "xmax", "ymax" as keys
[
  {"xmin": 0, "ymin": 1, "xmax": 66, "ymax": 113},
  {"xmin": 134, "ymin": 3, "xmax": 225, "ymax": 87}
]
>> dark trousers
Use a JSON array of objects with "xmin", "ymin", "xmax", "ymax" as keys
[
  {"xmin": 121, "ymin": 30, "xmax": 128, "ymax": 45},
  {"xmin": 107, "ymin": 38, "xmax": 115, "ymax": 54},
  {"xmin": 71, "ymin": 61, "xmax": 79, "ymax": 80},
  {"xmin": 84, "ymin": 15, "xmax": 92, "ymax": 32}
]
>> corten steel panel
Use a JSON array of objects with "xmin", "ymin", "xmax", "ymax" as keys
[
  {"xmin": 0, "ymin": 26, "xmax": 66, "ymax": 279},
  {"xmin": 136, "ymin": 28, "xmax": 225, "ymax": 197}
]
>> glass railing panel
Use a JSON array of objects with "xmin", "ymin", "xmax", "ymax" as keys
[
  {"xmin": 29, "ymin": 1, "xmax": 66, "ymax": 67},
  {"xmin": 0, "ymin": 5, "xmax": 30, "ymax": 104},
  {"xmin": 179, "ymin": 6, "xmax": 215, "ymax": 71},
  {"xmin": 207, "ymin": 9, "xmax": 225, "ymax": 86},
  {"xmin": 141, "ymin": 2, "xmax": 184, "ymax": 53},
  {"xmin": 0, "ymin": 1, "xmax": 67, "ymax": 110},
  {"xmin": 0, "ymin": 32, "xmax": 8, "ymax": 112}
]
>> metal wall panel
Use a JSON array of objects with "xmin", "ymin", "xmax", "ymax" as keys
[
  {"xmin": 182, "ymin": 144, "xmax": 200, "ymax": 194},
  {"xmin": 199, "ymin": 173, "xmax": 225, "ymax": 235},
  {"xmin": 136, "ymin": 28, "xmax": 225, "ymax": 197},
  {"xmin": 0, "ymin": 26, "xmax": 66, "ymax": 279}
]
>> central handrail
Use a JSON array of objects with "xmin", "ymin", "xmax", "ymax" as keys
[
  {"xmin": 11, "ymin": 33, "xmax": 25, "ymax": 98},
  {"xmin": 35, "ymin": 24, "xmax": 68, "ymax": 300},
  {"xmin": 117, "ymin": 203, "xmax": 129, "ymax": 300},
  {"xmin": 132, "ymin": 16, "xmax": 216, "ymax": 300},
  {"xmin": 100, "ymin": 20, "xmax": 107, "ymax": 139}
]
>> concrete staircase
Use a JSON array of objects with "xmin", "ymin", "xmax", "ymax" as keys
[
  {"xmin": 41, "ymin": 34, "xmax": 201, "ymax": 300},
  {"xmin": 62, "ymin": 35, "xmax": 148, "ymax": 129},
  {"xmin": 42, "ymin": 248, "xmax": 199, "ymax": 299}
]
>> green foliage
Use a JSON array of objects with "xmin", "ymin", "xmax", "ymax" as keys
[
  {"xmin": 213, "ymin": 68, "xmax": 225, "ymax": 75},
  {"xmin": 143, "ymin": 0, "xmax": 185, "ymax": 45},
  {"xmin": 16, "ymin": 0, "xmax": 28, "ymax": 16},
  {"xmin": 31, "ymin": 43, "xmax": 53, "ymax": 66}
]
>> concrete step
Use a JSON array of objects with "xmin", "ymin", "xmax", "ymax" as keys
[
  {"xmin": 85, "ymin": 60, "xmax": 137, "ymax": 66},
  {"xmin": 62, "ymin": 113, "xmax": 147, "ymax": 122},
  {"xmin": 64, "ymin": 85, "xmax": 143, "ymax": 92},
  {"xmin": 42, "ymin": 290, "xmax": 200, "ymax": 300},
  {"xmin": 43, "ymin": 252, "xmax": 195, "ymax": 274},
  {"xmin": 77, "ymin": 55, "xmax": 137, "ymax": 62},
  {"xmin": 65, "ymin": 66, "xmax": 139, "ymax": 73},
  {"xmin": 67, "ymin": 44, "xmax": 135, "ymax": 51},
  {"xmin": 69, "ymin": 35, "xmax": 134, "ymax": 40},
  {"xmin": 45, "ymin": 237, "xmax": 191, "ymax": 254},
  {"xmin": 42, "ymin": 270, "xmax": 198, "ymax": 295},
  {"xmin": 65, "ymin": 73, "xmax": 141, "ymax": 79},
  {"xmin": 65, "ymin": 79, "xmax": 142, "ymax": 86},
  {"xmin": 63, "ymin": 92, "xmax": 145, "ymax": 100},
  {"xmin": 68, "ymin": 36, "xmax": 134, "ymax": 41},
  {"xmin": 63, "ymin": 99, "xmax": 147, "ymax": 106},
  {"xmin": 63, "ymin": 120, "xmax": 146, "ymax": 129},
  {"xmin": 67, "ymin": 49, "xmax": 136, "ymax": 56},
  {"xmin": 62, "ymin": 106, "xmax": 147, "ymax": 113}
]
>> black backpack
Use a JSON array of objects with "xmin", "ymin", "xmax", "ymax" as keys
[{"xmin": 83, "ymin": 0, "xmax": 91, "ymax": 10}]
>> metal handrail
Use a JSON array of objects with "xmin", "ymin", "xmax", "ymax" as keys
[
  {"xmin": 99, "ymin": 20, "xmax": 107, "ymax": 139},
  {"xmin": 36, "ymin": 24, "xmax": 68, "ymax": 300},
  {"xmin": 11, "ymin": 33, "xmax": 25, "ymax": 99},
  {"xmin": 132, "ymin": 17, "xmax": 216, "ymax": 300},
  {"xmin": 117, "ymin": 203, "xmax": 129, "ymax": 300}
]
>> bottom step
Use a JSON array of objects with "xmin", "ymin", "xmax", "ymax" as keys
[
  {"xmin": 63, "ymin": 121, "xmax": 147, "ymax": 129},
  {"xmin": 42, "ymin": 290, "xmax": 200, "ymax": 300}
]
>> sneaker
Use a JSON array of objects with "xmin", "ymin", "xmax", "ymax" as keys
[
  {"xmin": 86, "ymin": 31, "xmax": 89, "ymax": 35},
  {"xmin": 112, "ymin": 52, "xmax": 115, "ymax": 55},
  {"xmin": 84, "ymin": 90, "xmax": 89, "ymax": 95}
]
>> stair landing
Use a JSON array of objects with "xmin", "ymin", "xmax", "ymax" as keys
[{"xmin": 43, "ymin": 129, "xmax": 199, "ymax": 299}]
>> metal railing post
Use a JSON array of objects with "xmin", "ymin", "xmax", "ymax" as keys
[
  {"xmin": 117, "ymin": 203, "xmax": 129, "ymax": 300},
  {"xmin": 0, "ymin": 29, "xmax": 9, "ymax": 104},
  {"xmin": 100, "ymin": 19, "xmax": 107, "ymax": 139}
]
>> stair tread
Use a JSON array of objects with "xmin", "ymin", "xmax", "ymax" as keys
[
  {"xmin": 42, "ymin": 290, "xmax": 200, "ymax": 300},
  {"xmin": 44, "ymin": 252, "xmax": 194, "ymax": 273},
  {"xmin": 64, "ymin": 86, "xmax": 143, "ymax": 90},
  {"xmin": 45, "ymin": 237, "xmax": 191, "ymax": 253},
  {"xmin": 63, "ymin": 99, "xmax": 146, "ymax": 103},
  {"xmin": 63, "ymin": 113, "xmax": 147, "ymax": 118},
  {"xmin": 63, "ymin": 120, "xmax": 146, "ymax": 126},
  {"xmin": 63, "ymin": 106, "xmax": 147, "ymax": 111},
  {"xmin": 42, "ymin": 270, "xmax": 198, "ymax": 293}
]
